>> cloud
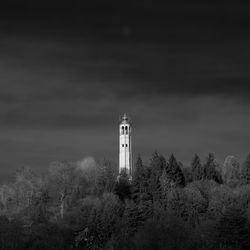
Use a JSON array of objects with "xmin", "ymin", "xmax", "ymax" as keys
[
  {"xmin": 1, "ymin": 3, "xmax": 250, "ymax": 180},
  {"xmin": 1, "ymin": 34, "xmax": 250, "ymax": 132}
]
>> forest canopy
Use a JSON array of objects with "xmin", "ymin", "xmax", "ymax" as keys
[{"xmin": 0, "ymin": 152, "xmax": 250, "ymax": 250}]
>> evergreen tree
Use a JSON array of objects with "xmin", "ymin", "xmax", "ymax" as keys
[
  {"xmin": 191, "ymin": 154, "xmax": 204, "ymax": 181},
  {"xmin": 159, "ymin": 169, "xmax": 175, "ymax": 202},
  {"xmin": 240, "ymin": 153, "xmax": 250, "ymax": 185},
  {"xmin": 133, "ymin": 154, "xmax": 144, "ymax": 186},
  {"xmin": 222, "ymin": 156, "xmax": 240, "ymax": 188},
  {"xmin": 203, "ymin": 153, "xmax": 222, "ymax": 183},
  {"xmin": 132, "ymin": 155, "xmax": 149, "ymax": 202},
  {"xmin": 149, "ymin": 151, "xmax": 166, "ymax": 202},
  {"xmin": 182, "ymin": 167, "xmax": 193, "ymax": 184},
  {"xmin": 166, "ymin": 154, "xmax": 185, "ymax": 187}
]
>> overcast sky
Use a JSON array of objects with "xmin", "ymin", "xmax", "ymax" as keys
[{"xmin": 1, "ymin": 1, "xmax": 250, "ymax": 181}]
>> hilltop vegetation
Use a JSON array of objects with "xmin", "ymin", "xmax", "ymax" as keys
[{"xmin": 0, "ymin": 152, "xmax": 250, "ymax": 250}]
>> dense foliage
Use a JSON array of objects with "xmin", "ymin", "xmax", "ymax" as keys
[{"xmin": 0, "ymin": 153, "xmax": 250, "ymax": 250}]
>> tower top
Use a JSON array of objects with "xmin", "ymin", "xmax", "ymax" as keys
[{"xmin": 121, "ymin": 113, "xmax": 130, "ymax": 124}]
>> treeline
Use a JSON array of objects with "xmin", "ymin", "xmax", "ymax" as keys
[{"xmin": 0, "ymin": 152, "xmax": 250, "ymax": 249}]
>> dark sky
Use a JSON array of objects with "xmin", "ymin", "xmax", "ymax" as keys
[{"xmin": 1, "ymin": 1, "xmax": 250, "ymax": 181}]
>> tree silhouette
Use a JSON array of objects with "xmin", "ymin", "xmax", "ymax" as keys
[
  {"xmin": 203, "ymin": 153, "xmax": 222, "ymax": 183},
  {"xmin": 133, "ymin": 154, "xmax": 144, "ymax": 184},
  {"xmin": 222, "ymin": 156, "xmax": 240, "ymax": 188},
  {"xmin": 149, "ymin": 151, "xmax": 166, "ymax": 202},
  {"xmin": 166, "ymin": 154, "xmax": 185, "ymax": 187},
  {"xmin": 132, "ymin": 155, "xmax": 151, "ymax": 202},
  {"xmin": 240, "ymin": 153, "xmax": 250, "ymax": 185},
  {"xmin": 191, "ymin": 154, "xmax": 203, "ymax": 181}
]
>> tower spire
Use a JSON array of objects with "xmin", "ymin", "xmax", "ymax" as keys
[{"xmin": 121, "ymin": 113, "xmax": 129, "ymax": 123}]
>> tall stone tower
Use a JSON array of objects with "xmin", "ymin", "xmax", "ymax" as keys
[{"xmin": 119, "ymin": 113, "xmax": 132, "ymax": 177}]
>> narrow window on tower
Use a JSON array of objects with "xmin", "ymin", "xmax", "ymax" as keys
[
  {"xmin": 122, "ymin": 126, "xmax": 124, "ymax": 134},
  {"xmin": 126, "ymin": 144, "xmax": 128, "ymax": 147},
  {"xmin": 125, "ymin": 126, "xmax": 128, "ymax": 134},
  {"xmin": 122, "ymin": 144, "xmax": 124, "ymax": 147}
]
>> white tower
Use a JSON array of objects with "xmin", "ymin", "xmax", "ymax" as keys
[{"xmin": 119, "ymin": 113, "xmax": 132, "ymax": 177}]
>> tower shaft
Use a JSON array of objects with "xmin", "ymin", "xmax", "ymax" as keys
[{"xmin": 119, "ymin": 114, "xmax": 132, "ymax": 176}]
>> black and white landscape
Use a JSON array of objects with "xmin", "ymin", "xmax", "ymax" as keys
[{"xmin": 0, "ymin": 1, "xmax": 250, "ymax": 249}]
